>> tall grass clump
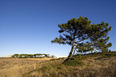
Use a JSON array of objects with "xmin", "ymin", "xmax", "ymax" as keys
[{"xmin": 63, "ymin": 55, "xmax": 85, "ymax": 66}]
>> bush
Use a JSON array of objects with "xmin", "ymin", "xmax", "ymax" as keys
[
  {"xmin": 63, "ymin": 57, "xmax": 84, "ymax": 66},
  {"xmin": 102, "ymin": 52, "xmax": 114, "ymax": 58}
]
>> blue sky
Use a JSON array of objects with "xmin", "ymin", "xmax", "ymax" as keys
[{"xmin": 0, "ymin": 0, "xmax": 116, "ymax": 57}]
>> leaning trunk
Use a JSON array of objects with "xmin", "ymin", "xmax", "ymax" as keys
[
  {"xmin": 67, "ymin": 45, "xmax": 74, "ymax": 59},
  {"xmin": 65, "ymin": 40, "xmax": 75, "ymax": 61}
]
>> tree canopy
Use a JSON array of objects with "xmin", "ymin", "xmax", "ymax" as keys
[{"xmin": 51, "ymin": 17, "xmax": 112, "ymax": 59}]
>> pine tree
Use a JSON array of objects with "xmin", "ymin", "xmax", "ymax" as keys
[{"xmin": 51, "ymin": 17, "xmax": 112, "ymax": 60}]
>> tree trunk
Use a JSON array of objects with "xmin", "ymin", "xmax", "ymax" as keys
[
  {"xmin": 73, "ymin": 47, "xmax": 76, "ymax": 55},
  {"xmin": 65, "ymin": 40, "xmax": 75, "ymax": 61}
]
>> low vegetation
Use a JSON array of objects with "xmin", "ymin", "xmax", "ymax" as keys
[
  {"xmin": 23, "ymin": 51, "xmax": 116, "ymax": 77},
  {"xmin": 0, "ymin": 51, "xmax": 115, "ymax": 77},
  {"xmin": 11, "ymin": 53, "xmax": 56, "ymax": 58}
]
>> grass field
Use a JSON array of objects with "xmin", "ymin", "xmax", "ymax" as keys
[
  {"xmin": 0, "ymin": 52, "xmax": 116, "ymax": 77},
  {"xmin": 0, "ymin": 58, "xmax": 57, "ymax": 77}
]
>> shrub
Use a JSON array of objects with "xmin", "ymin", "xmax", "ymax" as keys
[
  {"xmin": 63, "ymin": 57, "xmax": 84, "ymax": 66},
  {"xmin": 102, "ymin": 52, "xmax": 114, "ymax": 58}
]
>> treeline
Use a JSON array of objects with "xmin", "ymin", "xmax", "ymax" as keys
[
  {"xmin": 74, "ymin": 51, "xmax": 116, "ymax": 57},
  {"xmin": 11, "ymin": 54, "xmax": 57, "ymax": 58}
]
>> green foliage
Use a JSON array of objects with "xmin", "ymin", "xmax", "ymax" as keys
[
  {"xmin": 43, "ymin": 54, "xmax": 49, "ymax": 57},
  {"xmin": 11, "ymin": 53, "xmax": 50, "ymax": 58},
  {"xmin": 51, "ymin": 17, "xmax": 93, "ymax": 46},
  {"xmin": 102, "ymin": 51, "xmax": 116, "ymax": 58},
  {"xmin": 11, "ymin": 54, "xmax": 19, "ymax": 58},
  {"xmin": 51, "ymin": 16, "xmax": 112, "ymax": 59},
  {"xmin": 73, "ymin": 54, "xmax": 88, "ymax": 60},
  {"xmin": 74, "ymin": 51, "xmax": 116, "ymax": 59},
  {"xmin": 19, "ymin": 54, "xmax": 28, "ymax": 58},
  {"xmin": 63, "ymin": 57, "xmax": 85, "ymax": 66},
  {"xmin": 63, "ymin": 59, "xmax": 84, "ymax": 66},
  {"xmin": 63, "ymin": 51, "xmax": 116, "ymax": 66}
]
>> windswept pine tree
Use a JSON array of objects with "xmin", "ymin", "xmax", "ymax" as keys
[{"xmin": 51, "ymin": 17, "xmax": 112, "ymax": 60}]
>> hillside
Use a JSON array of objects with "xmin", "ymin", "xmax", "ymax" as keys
[
  {"xmin": 24, "ymin": 52, "xmax": 116, "ymax": 77},
  {"xmin": 0, "ymin": 52, "xmax": 116, "ymax": 77}
]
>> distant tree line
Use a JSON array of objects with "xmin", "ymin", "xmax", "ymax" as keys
[{"xmin": 11, "ymin": 54, "xmax": 57, "ymax": 58}]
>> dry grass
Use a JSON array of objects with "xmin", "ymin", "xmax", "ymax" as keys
[
  {"xmin": 26, "ymin": 57, "xmax": 54, "ymax": 60},
  {"xmin": 0, "ymin": 58, "xmax": 56, "ymax": 77},
  {"xmin": 24, "ymin": 55, "xmax": 116, "ymax": 77},
  {"xmin": 0, "ymin": 53, "xmax": 116, "ymax": 77}
]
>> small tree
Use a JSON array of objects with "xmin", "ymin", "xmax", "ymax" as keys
[
  {"xmin": 34, "ymin": 54, "xmax": 42, "ymax": 57},
  {"xmin": 51, "ymin": 17, "xmax": 112, "ymax": 60},
  {"xmin": 27, "ymin": 54, "xmax": 34, "ymax": 58},
  {"xmin": 19, "ymin": 54, "xmax": 28, "ymax": 58},
  {"xmin": 11, "ymin": 54, "xmax": 19, "ymax": 58},
  {"xmin": 43, "ymin": 54, "xmax": 49, "ymax": 57}
]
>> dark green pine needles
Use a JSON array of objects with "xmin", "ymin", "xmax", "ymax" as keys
[{"xmin": 51, "ymin": 17, "xmax": 112, "ymax": 59}]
